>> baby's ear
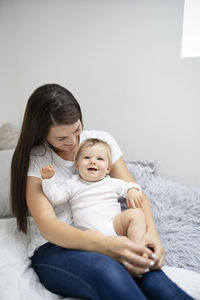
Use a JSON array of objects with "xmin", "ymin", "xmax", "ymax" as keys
[{"xmin": 106, "ymin": 166, "xmax": 111, "ymax": 174}]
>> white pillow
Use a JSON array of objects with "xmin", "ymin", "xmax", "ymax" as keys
[
  {"xmin": 0, "ymin": 123, "xmax": 19, "ymax": 150},
  {"xmin": 0, "ymin": 149, "xmax": 14, "ymax": 217}
]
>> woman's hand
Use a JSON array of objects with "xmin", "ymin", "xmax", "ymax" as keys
[
  {"xmin": 106, "ymin": 236, "xmax": 156, "ymax": 277},
  {"xmin": 139, "ymin": 229, "xmax": 165, "ymax": 270},
  {"xmin": 87, "ymin": 230, "xmax": 156, "ymax": 277}
]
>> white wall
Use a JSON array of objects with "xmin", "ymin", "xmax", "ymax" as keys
[
  {"xmin": 0, "ymin": 0, "xmax": 19, "ymax": 126},
  {"xmin": 1, "ymin": 0, "xmax": 200, "ymax": 187}
]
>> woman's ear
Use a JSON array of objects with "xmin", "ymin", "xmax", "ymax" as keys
[{"xmin": 74, "ymin": 161, "xmax": 79, "ymax": 170}]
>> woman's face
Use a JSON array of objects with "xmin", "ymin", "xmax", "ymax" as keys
[{"xmin": 46, "ymin": 119, "xmax": 82, "ymax": 152}]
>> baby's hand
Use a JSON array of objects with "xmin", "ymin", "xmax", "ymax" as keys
[
  {"xmin": 40, "ymin": 164, "xmax": 56, "ymax": 179},
  {"xmin": 126, "ymin": 188, "xmax": 143, "ymax": 209}
]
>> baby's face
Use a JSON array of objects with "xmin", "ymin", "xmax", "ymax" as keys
[{"xmin": 76, "ymin": 144, "xmax": 111, "ymax": 182}]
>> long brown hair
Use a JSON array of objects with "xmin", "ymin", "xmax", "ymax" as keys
[{"xmin": 11, "ymin": 84, "xmax": 83, "ymax": 233}]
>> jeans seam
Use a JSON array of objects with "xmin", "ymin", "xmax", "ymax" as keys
[
  {"xmin": 171, "ymin": 291, "xmax": 184, "ymax": 300},
  {"xmin": 34, "ymin": 263, "xmax": 100, "ymax": 300}
]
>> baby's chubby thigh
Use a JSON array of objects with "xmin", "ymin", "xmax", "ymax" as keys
[{"xmin": 113, "ymin": 208, "xmax": 146, "ymax": 237}]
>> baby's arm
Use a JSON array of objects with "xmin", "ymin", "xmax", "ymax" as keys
[
  {"xmin": 40, "ymin": 165, "xmax": 70, "ymax": 205},
  {"xmin": 114, "ymin": 178, "xmax": 143, "ymax": 208}
]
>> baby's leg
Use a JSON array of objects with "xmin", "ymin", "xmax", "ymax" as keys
[{"xmin": 113, "ymin": 208, "xmax": 146, "ymax": 245}]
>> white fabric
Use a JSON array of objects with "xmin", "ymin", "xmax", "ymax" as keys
[
  {"xmin": 0, "ymin": 122, "xmax": 19, "ymax": 150},
  {"xmin": 0, "ymin": 218, "xmax": 80, "ymax": 300},
  {"xmin": 162, "ymin": 266, "xmax": 200, "ymax": 300},
  {"xmin": 42, "ymin": 174, "xmax": 141, "ymax": 236},
  {"xmin": 0, "ymin": 149, "xmax": 14, "ymax": 217},
  {"xmin": 27, "ymin": 130, "xmax": 123, "ymax": 256}
]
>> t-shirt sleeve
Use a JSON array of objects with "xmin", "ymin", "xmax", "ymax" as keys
[{"xmin": 27, "ymin": 154, "xmax": 42, "ymax": 178}]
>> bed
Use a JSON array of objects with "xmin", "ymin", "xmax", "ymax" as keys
[{"xmin": 0, "ymin": 124, "xmax": 200, "ymax": 300}]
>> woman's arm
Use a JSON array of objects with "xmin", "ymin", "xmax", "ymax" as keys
[
  {"xmin": 110, "ymin": 156, "xmax": 165, "ymax": 269},
  {"xmin": 26, "ymin": 176, "xmax": 155, "ymax": 276}
]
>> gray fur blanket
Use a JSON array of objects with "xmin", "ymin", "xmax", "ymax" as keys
[{"xmin": 126, "ymin": 161, "xmax": 200, "ymax": 273}]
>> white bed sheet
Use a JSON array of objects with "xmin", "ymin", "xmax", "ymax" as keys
[{"xmin": 0, "ymin": 218, "xmax": 199, "ymax": 300}]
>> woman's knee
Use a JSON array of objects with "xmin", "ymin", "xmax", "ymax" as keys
[
  {"xmin": 89, "ymin": 253, "xmax": 144, "ymax": 298},
  {"xmin": 88, "ymin": 252, "xmax": 125, "ymax": 279},
  {"xmin": 86, "ymin": 253, "xmax": 131, "ymax": 286}
]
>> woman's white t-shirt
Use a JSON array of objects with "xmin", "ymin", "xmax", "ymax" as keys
[{"xmin": 27, "ymin": 130, "xmax": 123, "ymax": 257}]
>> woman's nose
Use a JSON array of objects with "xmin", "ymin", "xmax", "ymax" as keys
[{"xmin": 67, "ymin": 135, "xmax": 76, "ymax": 145}]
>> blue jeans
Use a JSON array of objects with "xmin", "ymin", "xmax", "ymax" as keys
[{"xmin": 31, "ymin": 242, "xmax": 194, "ymax": 300}]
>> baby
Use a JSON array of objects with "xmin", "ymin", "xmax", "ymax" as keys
[{"xmin": 40, "ymin": 138, "xmax": 146, "ymax": 245}]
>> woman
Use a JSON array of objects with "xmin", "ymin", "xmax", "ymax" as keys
[{"xmin": 11, "ymin": 84, "xmax": 193, "ymax": 300}]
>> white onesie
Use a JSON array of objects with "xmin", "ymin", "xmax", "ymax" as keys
[{"xmin": 42, "ymin": 175, "xmax": 141, "ymax": 236}]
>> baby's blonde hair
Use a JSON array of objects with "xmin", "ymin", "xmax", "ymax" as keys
[{"xmin": 75, "ymin": 138, "xmax": 112, "ymax": 167}]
